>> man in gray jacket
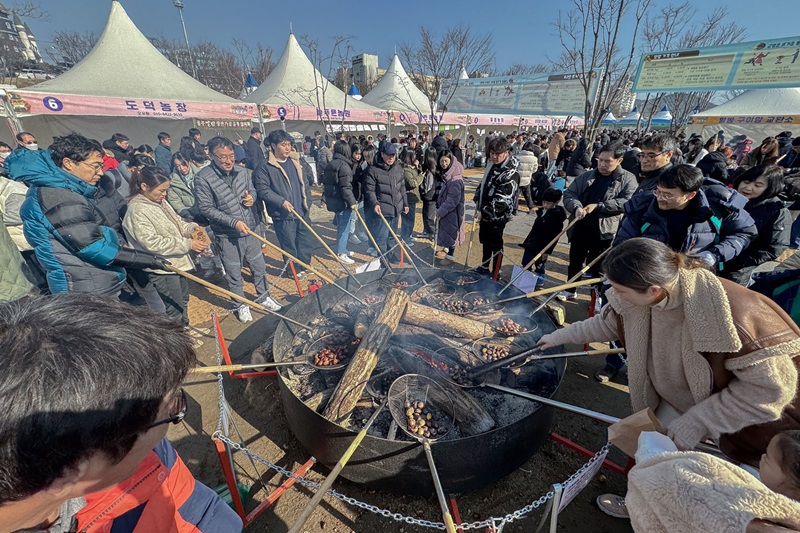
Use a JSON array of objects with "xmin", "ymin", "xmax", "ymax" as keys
[
  {"xmin": 560, "ymin": 142, "xmax": 637, "ymax": 300},
  {"xmin": 194, "ymin": 136, "xmax": 281, "ymax": 322}
]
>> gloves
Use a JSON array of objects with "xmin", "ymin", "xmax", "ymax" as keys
[
  {"xmin": 113, "ymin": 248, "xmax": 171, "ymax": 270},
  {"xmin": 698, "ymin": 251, "xmax": 717, "ymax": 268}
]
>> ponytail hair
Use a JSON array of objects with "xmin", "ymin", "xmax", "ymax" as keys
[
  {"xmin": 602, "ymin": 238, "xmax": 709, "ymax": 292},
  {"xmin": 129, "ymin": 165, "xmax": 170, "ymax": 198}
]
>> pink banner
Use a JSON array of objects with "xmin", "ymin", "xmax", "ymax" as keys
[
  {"xmin": 259, "ymin": 104, "xmax": 387, "ymax": 123},
  {"xmin": 10, "ymin": 91, "xmax": 258, "ymax": 120}
]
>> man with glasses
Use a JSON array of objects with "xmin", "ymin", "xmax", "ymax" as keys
[
  {"xmin": 195, "ymin": 136, "xmax": 281, "ymax": 323},
  {"xmin": 0, "ymin": 294, "xmax": 242, "ymax": 532},
  {"xmin": 5, "ymin": 133, "xmax": 165, "ymax": 295},
  {"xmin": 363, "ymin": 142, "xmax": 408, "ymax": 264},
  {"xmin": 634, "ymin": 134, "xmax": 679, "ymax": 194},
  {"xmin": 253, "ymin": 129, "xmax": 315, "ymax": 272},
  {"xmin": 560, "ymin": 142, "xmax": 637, "ymax": 301}
]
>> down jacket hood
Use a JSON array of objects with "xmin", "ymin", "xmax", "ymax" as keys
[{"xmin": 6, "ymin": 148, "xmax": 97, "ymax": 199}]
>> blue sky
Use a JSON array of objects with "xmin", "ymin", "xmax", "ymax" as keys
[{"xmin": 30, "ymin": 0, "xmax": 798, "ymax": 73}]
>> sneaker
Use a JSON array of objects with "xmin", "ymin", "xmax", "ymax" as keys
[
  {"xmin": 349, "ymin": 234, "xmax": 362, "ymax": 245},
  {"xmin": 235, "ymin": 305, "xmax": 253, "ymax": 323},
  {"xmin": 594, "ymin": 365, "xmax": 619, "ymax": 383},
  {"xmin": 556, "ymin": 290, "xmax": 577, "ymax": 302},
  {"xmin": 439, "ymin": 255, "xmax": 455, "ymax": 266},
  {"xmin": 255, "ymin": 293, "xmax": 282, "ymax": 310},
  {"xmin": 366, "ymin": 247, "xmax": 379, "ymax": 257},
  {"xmin": 435, "ymin": 250, "xmax": 447, "ymax": 260},
  {"xmin": 596, "ymin": 494, "xmax": 629, "ymax": 519},
  {"xmin": 471, "ymin": 266, "xmax": 491, "ymax": 276},
  {"xmin": 339, "ymin": 254, "xmax": 356, "ymax": 265},
  {"xmin": 417, "ymin": 231, "xmax": 430, "ymax": 238}
]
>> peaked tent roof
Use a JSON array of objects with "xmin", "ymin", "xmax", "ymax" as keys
[
  {"xmin": 361, "ymin": 54, "xmax": 431, "ymax": 113},
  {"xmin": 459, "ymin": 66, "xmax": 470, "ymax": 80},
  {"xmin": 651, "ymin": 105, "xmax": 673, "ymax": 124},
  {"xmin": 692, "ymin": 88, "xmax": 800, "ymax": 118},
  {"xmin": 619, "ymin": 106, "xmax": 640, "ymax": 122},
  {"xmin": 244, "ymin": 33, "xmax": 379, "ymax": 111},
  {"xmin": 602, "ymin": 110, "xmax": 618, "ymax": 124},
  {"xmin": 26, "ymin": 1, "xmax": 237, "ymax": 102}
]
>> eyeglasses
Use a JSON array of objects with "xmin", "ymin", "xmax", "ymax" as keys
[
  {"xmin": 640, "ymin": 151, "xmax": 667, "ymax": 160},
  {"xmin": 653, "ymin": 189, "xmax": 678, "ymax": 201},
  {"xmin": 212, "ymin": 153, "xmax": 235, "ymax": 162},
  {"xmin": 147, "ymin": 388, "xmax": 187, "ymax": 429},
  {"xmin": 77, "ymin": 160, "xmax": 105, "ymax": 174}
]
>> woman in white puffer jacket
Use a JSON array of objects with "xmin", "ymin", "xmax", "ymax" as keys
[{"xmin": 516, "ymin": 142, "xmax": 539, "ymax": 211}]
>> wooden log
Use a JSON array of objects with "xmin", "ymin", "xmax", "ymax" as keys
[
  {"xmin": 354, "ymin": 306, "xmax": 377, "ymax": 339},
  {"xmin": 323, "ymin": 288, "xmax": 409, "ymax": 424},
  {"xmin": 403, "ymin": 301, "xmax": 495, "ymax": 340}
]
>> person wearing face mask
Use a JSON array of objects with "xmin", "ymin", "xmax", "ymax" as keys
[
  {"xmin": 15, "ymin": 131, "xmax": 38, "ymax": 152},
  {"xmin": 5, "ymin": 133, "xmax": 165, "ymax": 296},
  {"xmin": 723, "ymin": 165, "xmax": 791, "ymax": 285},
  {"xmin": 0, "ymin": 141, "xmax": 12, "ymax": 173},
  {"xmin": 538, "ymin": 238, "xmax": 800, "ymax": 520},
  {"xmin": 123, "ymin": 166, "xmax": 207, "ymax": 323}
]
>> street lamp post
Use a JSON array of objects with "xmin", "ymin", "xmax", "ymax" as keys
[{"xmin": 172, "ymin": 0, "xmax": 197, "ymax": 78}]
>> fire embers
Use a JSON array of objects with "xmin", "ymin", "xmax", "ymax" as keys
[
  {"xmin": 496, "ymin": 318, "xmax": 527, "ymax": 337},
  {"xmin": 405, "ymin": 400, "xmax": 440, "ymax": 439},
  {"xmin": 481, "ymin": 343, "xmax": 511, "ymax": 361},
  {"xmin": 313, "ymin": 346, "xmax": 348, "ymax": 366},
  {"xmin": 363, "ymin": 294, "xmax": 384, "ymax": 306}
]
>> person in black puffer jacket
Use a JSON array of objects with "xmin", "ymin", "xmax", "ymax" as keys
[
  {"xmin": 565, "ymin": 137, "xmax": 593, "ymax": 178},
  {"xmin": 724, "ymin": 165, "xmax": 791, "ymax": 285},
  {"xmin": 364, "ymin": 143, "xmax": 407, "ymax": 261},
  {"xmin": 697, "ymin": 148, "xmax": 731, "ymax": 185},
  {"xmin": 323, "ymin": 141, "xmax": 357, "ymax": 260}
]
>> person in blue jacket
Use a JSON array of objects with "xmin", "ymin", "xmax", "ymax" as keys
[{"xmin": 6, "ymin": 133, "xmax": 164, "ymax": 295}]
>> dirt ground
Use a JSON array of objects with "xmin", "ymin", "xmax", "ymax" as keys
[{"xmin": 170, "ymin": 168, "xmax": 635, "ymax": 533}]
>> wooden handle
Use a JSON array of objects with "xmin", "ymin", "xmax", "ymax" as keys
[
  {"xmin": 287, "ymin": 204, "xmax": 361, "ymax": 283},
  {"xmin": 524, "ymin": 277, "xmax": 603, "ymax": 298},
  {"xmin": 164, "ymin": 265, "xmax": 312, "ymax": 331},
  {"xmin": 244, "ymin": 229, "xmax": 335, "ymax": 285}
]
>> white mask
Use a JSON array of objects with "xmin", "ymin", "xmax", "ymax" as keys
[
  {"xmin": 24, "ymin": 143, "xmax": 38, "ymax": 151},
  {"xmin": 0, "ymin": 151, "xmax": 9, "ymax": 160}
]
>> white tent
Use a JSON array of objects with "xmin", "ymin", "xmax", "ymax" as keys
[
  {"xmin": 686, "ymin": 88, "xmax": 800, "ymax": 141},
  {"xmin": 244, "ymin": 33, "xmax": 380, "ymax": 113},
  {"xmin": 362, "ymin": 54, "xmax": 431, "ymax": 115},
  {"xmin": 601, "ymin": 110, "xmax": 618, "ymax": 124},
  {"xmin": 650, "ymin": 105, "xmax": 673, "ymax": 126},
  {"xmin": 618, "ymin": 106, "xmax": 640, "ymax": 125},
  {"xmin": 459, "ymin": 66, "xmax": 470, "ymax": 80},
  {"xmin": 16, "ymin": 1, "xmax": 249, "ymax": 144}
]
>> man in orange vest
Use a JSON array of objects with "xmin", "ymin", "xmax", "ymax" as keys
[{"xmin": 0, "ymin": 294, "xmax": 242, "ymax": 533}]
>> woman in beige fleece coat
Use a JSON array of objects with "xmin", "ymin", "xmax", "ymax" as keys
[
  {"xmin": 123, "ymin": 166, "xmax": 208, "ymax": 323},
  {"xmin": 539, "ymin": 238, "xmax": 800, "ymax": 517}
]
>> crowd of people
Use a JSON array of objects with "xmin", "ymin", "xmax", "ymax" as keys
[{"xmin": 2, "ymin": 121, "xmax": 800, "ymax": 532}]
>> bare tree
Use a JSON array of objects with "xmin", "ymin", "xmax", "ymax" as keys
[
  {"xmin": 299, "ymin": 34, "xmax": 355, "ymax": 134},
  {"xmin": 231, "ymin": 39, "xmax": 274, "ymax": 85},
  {"xmin": 399, "ymin": 25, "xmax": 495, "ymax": 131},
  {"xmin": 52, "ymin": 30, "xmax": 97, "ymax": 66},
  {"xmin": 555, "ymin": 0, "xmax": 652, "ymax": 143},
  {"xmin": 638, "ymin": 3, "xmax": 746, "ymax": 132},
  {"xmin": 502, "ymin": 63, "xmax": 550, "ymax": 76},
  {"xmin": 8, "ymin": 1, "xmax": 49, "ymax": 21},
  {"xmin": 150, "ymin": 36, "xmax": 244, "ymax": 97}
]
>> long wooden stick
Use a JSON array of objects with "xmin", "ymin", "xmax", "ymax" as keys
[
  {"xmin": 376, "ymin": 209, "xmax": 428, "ymax": 286},
  {"xmin": 245, "ymin": 229, "xmax": 367, "ymax": 306},
  {"xmin": 190, "ymin": 362, "xmax": 302, "ymax": 374},
  {"xmin": 462, "ymin": 207, "xmax": 478, "ymax": 270},
  {"xmin": 164, "ymin": 265, "xmax": 312, "ymax": 331},
  {"xmin": 288, "ymin": 400, "xmax": 388, "ymax": 533},
  {"xmin": 352, "ymin": 206, "xmax": 394, "ymax": 274},
  {"xmin": 287, "ymin": 204, "xmax": 362, "ymax": 286},
  {"xmin": 530, "ymin": 247, "xmax": 612, "ymax": 315},
  {"xmin": 492, "ymin": 277, "xmax": 604, "ymax": 308},
  {"xmin": 498, "ymin": 217, "xmax": 581, "ymax": 295}
]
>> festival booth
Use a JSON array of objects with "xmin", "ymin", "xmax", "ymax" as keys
[
  {"xmin": 687, "ymin": 88, "xmax": 800, "ymax": 141},
  {"xmin": 7, "ymin": 1, "xmax": 257, "ymax": 147},
  {"xmin": 648, "ymin": 105, "xmax": 673, "ymax": 128},
  {"xmin": 243, "ymin": 34, "xmax": 388, "ymax": 137},
  {"xmin": 617, "ymin": 106, "xmax": 641, "ymax": 127}
]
